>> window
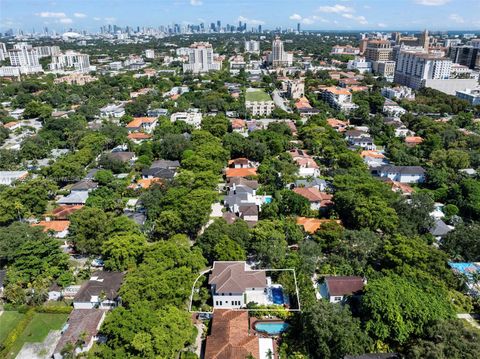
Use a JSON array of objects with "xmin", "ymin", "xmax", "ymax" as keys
[{"xmin": 333, "ymin": 296, "xmax": 342, "ymax": 302}]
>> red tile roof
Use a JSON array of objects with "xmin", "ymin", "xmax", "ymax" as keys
[
  {"xmin": 296, "ymin": 217, "xmax": 341, "ymax": 234},
  {"xmin": 50, "ymin": 205, "xmax": 84, "ymax": 219},
  {"xmin": 293, "ymin": 188, "xmax": 333, "ymax": 206},
  {"xmin": 225, "ymin": 168, "xmax": 257, "ymax": 178},
  {"xmin": 32, "ymin": 220, "xmax": 70, "ymax": 232},
  {"xmin": 128, "ymin": 132, "xmax": 152, "ymax": 140},
  {"xmin": 205, "ymin": 310, "xmax": 259, "ymax": 359}
]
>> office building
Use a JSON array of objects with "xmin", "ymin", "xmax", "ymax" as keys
[
  {"xmin": 373, "ymin": 61, "xmax": 396, "ymax": 81},
  {"xmin": 182, "ymin": 42, "xmax": 222, "ymax": 73},
  {"xmin": 347, "ymin": 57, "xmax": 372, "ymax": 73},
  {"xmin": 330, "ymin": 45, "xmax": 360, "ymax": 55},
  {"xmin": 283, "ymin": 78, "xmax": 305, "ymax": 99},
  {"xmin": 49, "ymin": 51, "xmax": 90, "ymax": 72},
  {"xmin": 269, "ymin": 37, "xmax": 293, "ymax": 67},
  {"xmin": 449, "ymin": 45, "xmax": 480, "ymax": 70},
  {"xmin": 244, "ymin": 40, "xmax": 260, "ymax": 54},
  {"xmin": 394, "ymin": 30, "xmax": 429, "ymax": 51},
  {"xmin": 0, "ymin": 42, "xmax": 7, "ymax": 61},
  {"xmin": 394, "ymin": 51, "xmax": 451, "ymax": 89},
  {"xmin": 365, "ymin": 40, "xmax": 392, "ymax": 62}
]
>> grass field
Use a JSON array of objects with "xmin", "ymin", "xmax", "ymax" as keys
[
  {"xmin": 245, "ymin": 88, "xmax": 271, "ymax": 102},
  {"xmin": 0, "ymin": 311, "xmax": 25, "ymax": 344},
  {"xmin": 6, "ymin": 312, "xmax": 69, "ymax": 358}
]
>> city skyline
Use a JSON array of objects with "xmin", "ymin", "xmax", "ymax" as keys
[{"xmin": 1, "ymin": 0, "xmax": 480, "ymax": 33}]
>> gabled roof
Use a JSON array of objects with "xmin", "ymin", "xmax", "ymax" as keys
[
  {"xmin": 225, "ymin": 168, "xmax": 257, "ymax": 178},
  {"xmin": 228, "ymin": 158, "xmax": 250, "ymax": 166},
  {"xmin": 71, "ymin": 180, "xmax": 98, "ymax": 191},
  {"xmin": 325, "ymin": 276, "xmax": 364, "ymax": 296},
  {"xmin": 430, "ymin": 219, "xmax": 453, "ymax": 237},
  {"xmin": 150, "ymin": 159, "xmax": 180, "ymax": 169},
  {"xmin": 74, "ymin": 271, "xmax": 124, "ymax": 303},
  {"xmin": 379, "ymin": 165, "xmax": 425, "ymax": 175},
  {"xmin": 107, "ymin": 151, "xmax": 135, "ymax": 162},
  {"xmin": 227, "ymin": 177, "xmax": 259, "ymax": 190},
  {"xmin": 57, "ymin": 191, "xmax": 89, "ymax": 205},
  {"xmin": 50, "ymin": 205, "xmax": 84, "ymax": 219},
  {"xmin": 238, "ymin": 204, "xmax": 258, "ymax": 216},
  {"xmin": 128, "ymin": 132, "xmax": 152, "ymax": 140},
  {"xmin": 295, "ymin": 177, "xmax": 327, "ymax": 188},
  {"xmin": 293, "ymin": 187, "xmax": 333, "ymax": 205},
  {"xmin": 205, "ymin": 310, "xmax": 259, "ymax": 359},
  {"xmin": 126, "ymin": 117, "xmax": 156, "ymax": 128},
  {"xmin": 209, "ymin": 261, "xmax": 266, "ymax": 294},
  {"xmin": 142, "ymin": 167, "xmax": 175, "ymax": 179}
]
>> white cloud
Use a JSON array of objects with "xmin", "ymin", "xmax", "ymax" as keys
[
  {"xmin": 190, "ymin": 0, "xmax": 203, "ymax": 6},
  {"xmin": 73, "ymin": 12, "xmax": 87, "ymax": 18},
  {"xmin": 36, "ymin": 11, "xmax": 66, "ymax": 18},
  {"xmin": 289, "ymin": 13, "xmax": 302, "ymax": 21},
  {"xmin": 449, "ymin": 14, "xmax": 465, "ymax": 23},
  {"xmin": 59, "ymin": 18, "xmax": 73, "ymax": 24},
  {"xmin": 317, "ymin": 4, "xmax": 354, "ymax": 13},
  {"xmin": 237, "ymin": 16, "xmax": 265, "ymax": 25},
  {"xmin": 302, "ymin": 18, "xmax": 314, "ymax": 25},
  {"xmin": 342, "ymin": 13, "xmax": 368, "ymax": 25},
  {"xmin": 415, "ymin": 0, "xmax": 450, "ymax": 5},
  {"xmin": 377, "ymin": 23, "xmax": 387, "ymax": 28}
]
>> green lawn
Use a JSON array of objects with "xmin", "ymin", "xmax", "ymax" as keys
[
  {"xmin": 6, "ymin": 313, "xmax": 69, "ymax": 358},
  {"xmin": 0, "ymin": 311, "xmax": 25, "ymax": 344},
  {"xmin": 245, "ymin": 89, "xmax": 271, "ymax": 102}
]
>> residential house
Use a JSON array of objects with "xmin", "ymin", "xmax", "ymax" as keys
[
  {"xmin": 293, "ymin": 178, "xmax": 328, "ymax": 191},
  {"xmin": 147, "ymin": 108, "xmax": 168, "ymax": 117},
  {"xmin": 126, "ymin": 117, "xmax": 158, "ymax": 133},
  {"xmin": 377, "ymin": 165, "xmax": 426, "ymax": 184},
  {"xmin": 0, "ymin": 170, "xmax": 28, "ymax": 186},
  {"xmin": 57, "ymin": 191, "xmax": 89, "ymax": 205},
  {"xmin": 53, "ymin": 309, "xmax": 107, "ymax": 358},
  {"xmin": 288, "ymin": 149, "xmax": 320, "ymax": 177},
  {"xmin": 361, "ymin": 150, "xmax": 390, "ymax": 169},
  {"xmin": 430, "ymin": 219, "xmax": 454, "ymax": 240},
  {"xmin": 225, "ymin": 167, "xmax": 257, "ymax": 178},
  {"xmin": 293, "ymin": 187, "xmax": 333, "ymax": 211},
  {"xmin": 228, "ymin": 158, "xmax": 256, "ymax": 169},
  {"xmin": 50, "ymin": 205, "xmax": 84, "ymax": 220},
  {"xmin": 326, "ymin": 118, "xmax": 349, "ymax": 132},
  {"xmin": 99, "ymin": 104, "xmax": 125, "ymax": 118},
  {"xmin": 231, "ymin": 119, "xmax": 248, "ymax": 137},
  {"xmin": 350, "ymin": 136, "xmax": 377, "ymax": 151},
  {"xmin": 320, "ymin": 276, "xmax": 365, "ymax": 303},
  {"xmin": 128, "ymin": 132, "xmax": 152, "ymax": 143},
  {"xmin": 404, "ymin": 136, "xmax": 423, "ymax": 147},
  {"xmin": 170, "ymin": 111, "xmax": 202, "ymax": 128},
  {"xmin": 380, "ymin": 178, "xmax": 414, "ymax": 196},
  {"xmin": 107, "ymin": 151, "xmax": 136, "ymax": 166},
  {"xmin": 73, "ymin": 271, "xmax": 124, "ymax": 309},
  {"xmin": 32, "ymin": 220, "xmax": 70, "ymax": 239},
  {"xmin": 382, "ymin": 99, "xmax": 406, "ymax": 117},
  {"xmin": 204, "ymin": 310, "xmax": 261, "ymax": 359},
  {"xmin": 71, "ymin": 180, "xmax": 98, "ymax": 192},
  {"xmin": 142, "ymin": 159, "xmax": 180, "ymax": 180},
  {"xmin": 208, "ymin": 261, "xmax": 286, "ymax": 309}
]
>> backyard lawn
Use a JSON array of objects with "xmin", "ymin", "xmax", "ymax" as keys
[
  {"xmin": 0, "ymin": 311, "xmax": 25, "ymax": 344},
  {"xmin": 5, "ymin": 312, "xmax": 69, "ymax": 358},
  {"xmin": 245, "ymin": 89, "xmax": 271, "ymax": 102}
]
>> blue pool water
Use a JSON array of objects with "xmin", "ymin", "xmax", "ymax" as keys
[
  {"xmin": 271, "ymin": 287, "xmax": 284, "ymax": 304},
  {"xmin": 255, "ymin": 322, "xmax": 289, "ymax": 335},
  {"xmin": 264, "ymin": 197, "xmax": 272, "ymax": 204}
]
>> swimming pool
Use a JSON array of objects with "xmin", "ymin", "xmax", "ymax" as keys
[
  {"xmin": 271, "ymin": 287, "xmax": 284, "ymax": 304},
  {"xmin": 255, "ymin": 321, "xmax": 289, "ymax": 335}
]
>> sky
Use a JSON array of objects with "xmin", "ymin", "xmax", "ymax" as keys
[{"xmin": 1, "ymin": 0, "xmax": 480, "ymax": 32}]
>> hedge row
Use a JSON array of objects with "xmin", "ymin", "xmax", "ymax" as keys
[
  {"xmin": 36, "ymin": 305, "xmax": 73, "ymax": 314},
  {"xmin": 0, "ymin": 308, "xmax": 36, "ymax": 358}
]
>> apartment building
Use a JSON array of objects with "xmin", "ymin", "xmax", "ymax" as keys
[
  {"xmin": 182, "ymin": 42, "xmax": 222, "ymax": 73},
  {"xmin": 320, "ymin": 87, "xmax": 358, "ymax": 113},
  {"xmin": 49, "ymin": 51, "xmax": 91, "ymax": 72}
]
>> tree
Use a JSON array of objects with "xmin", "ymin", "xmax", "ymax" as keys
[
  {"xmin": 276, "ymin": 190, "xmax": 311, "ymax": 217},
  {"xmin": 69, "ymin": 207, "xmax": 111, "ymax": 254},
  {"xmin": 302, "ymin": 301, "xmax": 372, "ymax": 359},
  {"xmin": 201, "ymin": 114, "xmax": 229, "ymax": 137},
  {"xmin": 441, "ymin": 223, "xmax": 480, "ymax": 262},
  {"xmin": 393, "ymin": 192, "xmax": 434, "ymax": 236},
  {"xmin": 94, "ymin": 169, "xmax": 115, "ymax": 186},
  {"xmin": 0, "ymin": 222, "xmax": 47, "ymax": 267},
  {"xmin": 153, "ymin": 210, "xmax": 183, "ymax": 240},
  {"xmin": 361, "ymin": 274, "xmax": 455, "ymax": 345},
  {"xmin": 213, "ymin": 235, "xmax": 246, "ymax": 261},
  {"xmin": 405, "ymin": 319, "xmax": 480, "ymax": 359},
  {"xmin": 24, "ymin": 100, "xmax": 52, "ymax": 120},
  {"xmin": 251, "ymin": 220, "xmax": 288, "ymax": 268},
  {"xmin": 98, "ymin": 304, "xmax": 196, "ymax": 358},
  {"xmin": 102, "ymin": 233, "xmax": 147, "ymax": 271}
]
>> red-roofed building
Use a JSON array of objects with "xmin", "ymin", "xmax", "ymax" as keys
[
  {"xmin": 205, "ymin": 310, "xmax": 260, "ymax": 359},
  {"xmin": 50, "ymin": 205, "xmax": 84, "ymax": 219},
  {"xmin": 296, "ymin": 217, "xmax": 341, "ymax": 234},
  {"xmin": 327, "ymin": 118, "xmax": 349, "ymax": 132},
  {"xmin": 404, "ymin": 136, "xmax": 423, "ymax": 147},
  {"xmin": 225, "ymin": 167, "xmax": 257, "ymax": 178},
  {"xmin": 126, "ymin": 117, "xmax": 157, "ymax": 133},
  {"xmin": 32, "ymin": 220, "xmax": 70, "ymax": 238},
  {"xmin": 293, "ymin": 187, "xmax": 333, "ymax": 210},
  {"xmin": 128, "ymin": 132, "xmax": 152, "ymax": 143}
]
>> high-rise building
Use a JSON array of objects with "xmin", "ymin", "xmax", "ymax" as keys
[
  {"xmin": 0, "ymin": 42, "xmax": 7, "ymax": 61},
  {"xmin": 365, "ymin": 40, "xmax": 392, "ymax": 62},
  {"xmin": 297, "ymin": 23, "xmax": 301, "ymax": 33},
  {"xmin": 6, "ymin": 43, "xmax": 42, "ymax": 74},
  {"xmin": 449, "ymin": 45, "xmax": 480, "ymax": 70},
  {"xmin": 34, "ymin": 46, "xmax": 60, "ymax": 58},
  {"xmin": 244, "ymin": 40, "xmax": 260, "ymax": 54},
  {"xmin": 269, "ymin": 37, "xmax": 292, "ymax": 67},
  {"xmin": 182, "ymin": 42, "xmax": 222, "ymax": 73},
  {"xmin": 419, "ymin": 30, "xmax": 429, "ymax": 51},
  {"xmin": 394, "ymin": 51, "xmax": 452, "ymax": 89},
  {"xmin": 49, "ymin": 51, "xmax": 90, "ymax": 73}
]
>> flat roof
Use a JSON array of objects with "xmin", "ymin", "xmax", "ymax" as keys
[{"xmin": 245, "ymin": 88, "xmax": 271, "ymax": 102}]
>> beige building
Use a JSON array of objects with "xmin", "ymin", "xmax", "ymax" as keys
[{"xmin": 365, "ymin": 40, "xmax": 392, "ymax": 62}]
